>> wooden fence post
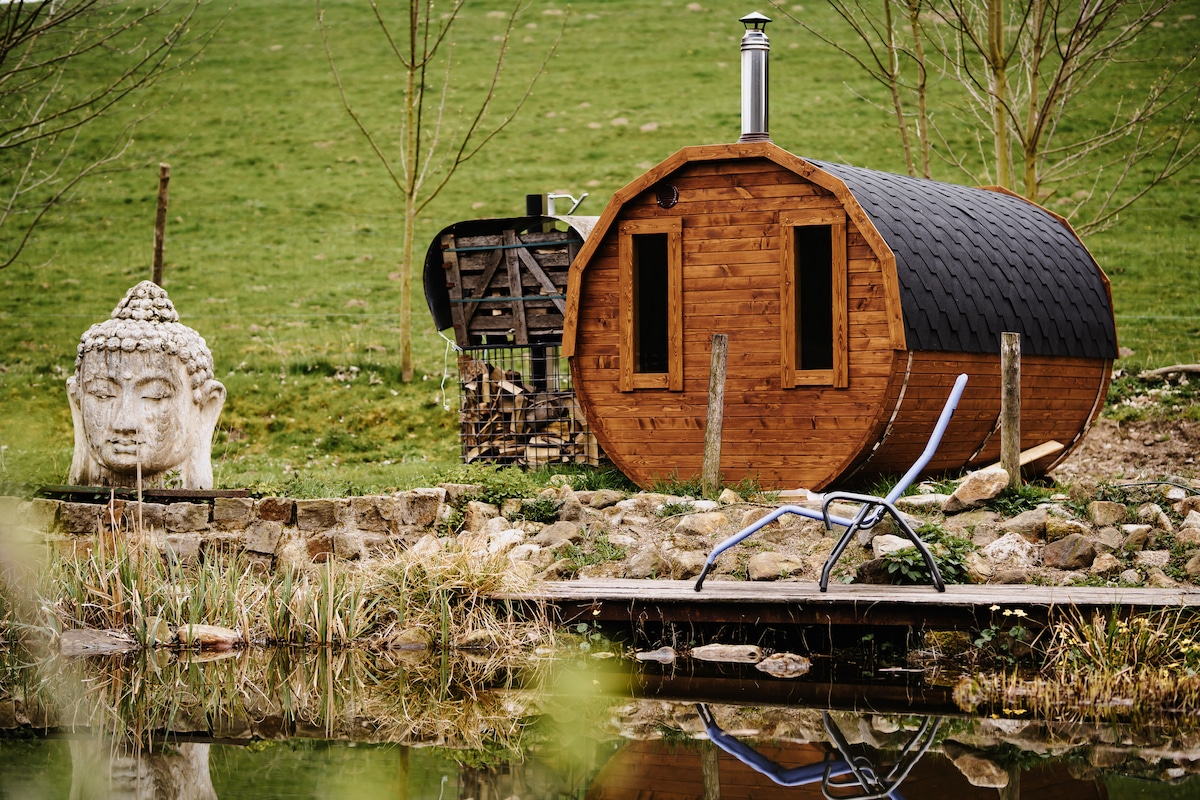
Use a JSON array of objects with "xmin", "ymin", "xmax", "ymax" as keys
[
  {"xmin": 702, "ymin": 333, "xmax": 728, "ymax": 497},
  {"xmin": 1001, "ymin": 331, "xmax": 1021, "ymax": 488},
  {"xmin": 152, "ymin": 163, "xmax": 171, "ymax": 286}
]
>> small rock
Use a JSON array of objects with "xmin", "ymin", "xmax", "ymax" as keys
[
  {"xmin": 1118, "ymin": 568, "xmax": 1141, "ymax": 584},
  {"xmin": 665, "ymin": 548, "xmax": 708, "ymax": 579},
  {"xmin": 1121, "ymin": 525, "xmax": 1153, "ymax": 552},
  {"xmin": 532, "ymin": 520, "xmax": 583, "ymax": 548},
  {"xmin": 1134, "ymin": 550, "xmax": 1171, "ymax": 570},
  {"xmin": 981, "ymin": 533, "xmax": 1039, "ymax": 568},
  {"xmin": 690, "ymin": 500, "xmax": 721, "ymax": 513},
  {"xmin": 755, "ymin": 652, "xmax": 812, "ymax": 678},
  {"xmin": 992, "ymin": 569, "xmax": 1030, "ymax": 584},
  {"xmin": 1184, "ymin": 552, "xmax": 1200, "ymax": 580},
  {"xmin": 872, "ymin": 534, "xmax": 914, "ymax": 559},
  {"xmin": 1138, "ymin": 503, "xmax": 1173, "ymax": 532},
  {"xmin": 965, "ymin": 551, "xmax": 993, "ymax": 583},
  {"xmin": 675, "ymin": 511, "xmax": 728, "ymax": 537},
  {"xmin": 690, "ymin": 643, "xmax": 763, "ymax": 663},
  {"xmin": 588, "ymin": 490, "xmax": 625, "ymax": 509},
  {"xmin": 895, "ymin": 494, "xmax": 952, "ymax": 512},
  {"xmin": 462, "ymin": 500, "xmax": 499, "ymax": 533},
  {"xmin": 625, "ymin": 546, "xmax": 666, "ymax": 579},
  {"xmin": 487, "ymin": 528, "xmax": 526, "ymax": 555},
  {"xmin": 1045, "ymin": 515, "xmax": 1092, "ymax": 542},
  {"xmin": 1091, "ymin": 526, "xmax": 1124, "ymax": 554},
  {"xmin": 1175, "ymin": 526, "xmax": 1200, "ymax": 547},
  {"xmin": 1146, "ymin": 567, "xmax": 1177, "ymax": 588},
  {"xmin": 950, "ymin": 752, "xmax": 1009, "ymax": 789},
  {"xmin": 942, "ymin": 467, "xmax": 1010, "ymax": 513},
  {"xmin": 1162, "ymin": 483, "xmax": 1190, "ymax": 502},
  {"xmin": 1043, "ymin": 533, "xmax": 1096, "ymax": 570},
  {"xmin": 999, "ymin": 508, "xmax": 1049, "ymax": 541},
  {"xmin": 1181, "ymin": 510, "xmax": 1200, "ymax": 531},
  {"xmin": 634, "ymin": 646, "xmax": 677, "ymax": 664},
  {"xmin": 477, "ymin": 515, "xmax": 509, "ymax": 537},
  {"xmin": 1177, "ymin": 496, "xmax": 1200, "ymax": 516},
  {"xmin": 556, "ymin": 488, "xmax": 585, "ymax": 521},
  {"xmin": 410, "ymin": 533, "xmax": 442, "ymax": 559},
  {"xmin": 508, "ymin": 543, "xmax": 550, "ymax": 568},
  {"xmin": 717, "ymin": 488, "xmax": 743, "ymax": 505},
  {"xmin": 747, "ymin": 551, "xmax": 805, "ymax": 580},
  {"xmin": 1089, "ymin": 552, "xmax": 1122, "ymax": 577},
  {"xmin": 175, "ymin": 624, "xmax": 243, "ymax": 650},
  {"xmin": 1087, "ymin": 500, "xmax": 1128, "ymax": 527},
  {"xmin": 856, "ymin": 557, "xmax": 892, "ymax": 585},
  {"xmin": 537, "ymin": 558, "xmax": 576, "ymax": 580}
]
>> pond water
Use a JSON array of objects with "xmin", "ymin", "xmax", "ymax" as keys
[{"xmin": 1, "ymin": 645, "xmax": 1198, "ymax": 799}]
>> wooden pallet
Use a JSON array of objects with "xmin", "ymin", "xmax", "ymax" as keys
[{"xmin": 441, "ymin": 228, "xmax": 578, "ymax": 348}]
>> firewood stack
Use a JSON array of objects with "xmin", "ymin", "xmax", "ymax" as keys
[{"xmin": 459, "ymin": 354, "xmax": 600, "ymax": 466}]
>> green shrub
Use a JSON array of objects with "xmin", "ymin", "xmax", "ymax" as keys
[{"xmin": 881, "ymin": 523, "xmax": 976, "ymax": 585}]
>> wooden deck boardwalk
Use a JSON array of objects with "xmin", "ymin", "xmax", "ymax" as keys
[{"xmin": 498, "ymin": 579, "xmax": 1200, "ymax": 629}]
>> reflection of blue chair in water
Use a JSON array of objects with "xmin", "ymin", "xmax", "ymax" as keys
[
  {"xmin": 694, "ymin": 373, "xmax": 969, "ymax": 593},
  {"xmin": 696, "ymin": 703, "xmax": 942, "ymax": 799}
]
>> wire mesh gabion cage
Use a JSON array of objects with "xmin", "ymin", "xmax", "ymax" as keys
[{"xmin": 458, "ymin": 343, "xmax": 601, "ymax": 467}]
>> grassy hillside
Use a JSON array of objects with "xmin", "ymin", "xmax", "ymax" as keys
[{"xmin": 1, "ymin": 0, "xmax": 1197, "ymax": 495}]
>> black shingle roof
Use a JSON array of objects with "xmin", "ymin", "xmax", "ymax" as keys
[{"xmin": 808, "ymin": 160, "xmax": 1118, "ymax": 360}]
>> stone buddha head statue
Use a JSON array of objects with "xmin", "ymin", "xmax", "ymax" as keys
[{"xmin": 67, "ymin": 281, "xmax": 226, "ymax": 490}]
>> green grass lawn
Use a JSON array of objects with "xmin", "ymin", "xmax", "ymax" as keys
[{"xmin": 1, "ymin": 0, "xmax": 1197, "ymax": 495}]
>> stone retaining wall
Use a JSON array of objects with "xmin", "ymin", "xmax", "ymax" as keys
[{"xmin": 0, "ymin": 488, "xmax": 463, "ymax": 569}]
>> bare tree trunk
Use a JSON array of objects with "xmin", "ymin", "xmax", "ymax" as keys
[
  {"xmin": 987, "ymin": 0, "xmax": 1010, "ymax": 187},
  {"xmin": 1022, "ymin": 0, "xmax": 1045, "ymax": 199},
  {"xmin": 907, "ymin": 0, "xmax": 932, "ymax": 177},
  {"xmin": 400, "ymin": 7, "xmax": 419, "ymax": 385},
  {"xmin": 884, "ymin": 0, "xmax": 918, "ymax": 177}
]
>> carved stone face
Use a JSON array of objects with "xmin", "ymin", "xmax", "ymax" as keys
[
  {"xmin": 67, "ymin": 280, "xmax": 226, "ymax": 490},
  {"xmin": 74, "ymin": 349, "xmax": 198, "ymax": 477}
]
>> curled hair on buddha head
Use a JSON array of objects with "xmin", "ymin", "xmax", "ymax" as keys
[{"xmin": 74, "ymin": 281, "xmax": 215, "ymax": 403}]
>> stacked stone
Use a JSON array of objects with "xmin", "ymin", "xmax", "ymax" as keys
[{"xmin": 6, "ymin": 489, "xmax": 451, "ymax": 570}]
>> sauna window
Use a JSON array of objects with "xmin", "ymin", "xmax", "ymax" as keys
[
  {"xmin": 781, "ymin": 210, "xmax": 847, "ymax": 388},
  {"xmin": 619, "ymin": 217, "xmax": 682, "ymax": 391}
]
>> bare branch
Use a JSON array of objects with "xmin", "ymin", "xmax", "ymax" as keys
[{"xmin": 0, "ymin": 0, "xmax": 219, "ymax": 268}]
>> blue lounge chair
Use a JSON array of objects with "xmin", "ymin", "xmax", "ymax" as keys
[
  {"xmin": 694, "ymin": 373, "xmax": 969, "ymax": 593},
  {"xmin": 696, "ymin": 703, "xmax": 942, "ymax": 798}
]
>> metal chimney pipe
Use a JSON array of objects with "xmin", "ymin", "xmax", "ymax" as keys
[{"xmin": 738, "ymin": 12, "xmax": 771, "ymax": 143}]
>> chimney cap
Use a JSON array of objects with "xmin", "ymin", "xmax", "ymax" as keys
[{"xmin": 740, "ymin": 11, "xmax": 771, "ymax": 30}]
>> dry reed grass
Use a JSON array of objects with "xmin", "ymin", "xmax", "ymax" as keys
[{"xmin": 4, "ymin": 515, "xmax": 555, "ymax": 655}]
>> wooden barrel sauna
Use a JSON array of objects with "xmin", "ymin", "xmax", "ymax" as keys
[{"xmin": 561, "ymin": 141, "xmax": 1117, "ymax": 490}]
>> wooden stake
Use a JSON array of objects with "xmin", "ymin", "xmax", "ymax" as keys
[
  {"xmin": 1000, "ymin": 331, "xmax": 1021, "ymax": 488},
  {"xmin": 152, "ymin": 163, "xmax": 171, "ymax": 286},
  {"xmin": 702, "ymin": 333, "xmax": 728, "ymax": 497},
  {"xmin": 701, "ymin": 740, "xmax": 721, "ymax": 800}
]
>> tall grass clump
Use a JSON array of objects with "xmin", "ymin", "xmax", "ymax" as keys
[
  {"xmin": 956, "ymin": 608, "xmax": 1200, "ymax": 721},
  {"xmin": 34, "ymin": 515, "xmax": 554, "ymax": 654},
  {"xmin": 368, "ymin": 536, "xmax": 551, "ymax": 654}
]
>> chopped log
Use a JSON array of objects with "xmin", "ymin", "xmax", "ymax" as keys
[{"xmin": 455, "ymin": 353, "xmax": 601, "ymax": 466}]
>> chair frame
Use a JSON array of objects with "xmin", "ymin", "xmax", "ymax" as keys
[
  {"xmin": 694, "ymin": 373, "xmax": 969, "ymax": 593},
  {"xmin": 695, "ymin": 703, "xmax": 942, "ymax": 798}
]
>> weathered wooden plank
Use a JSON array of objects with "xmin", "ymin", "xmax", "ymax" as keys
[{"xmin": 498, "ymin": 579, "xmax": 1200, "ymax": 629}]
